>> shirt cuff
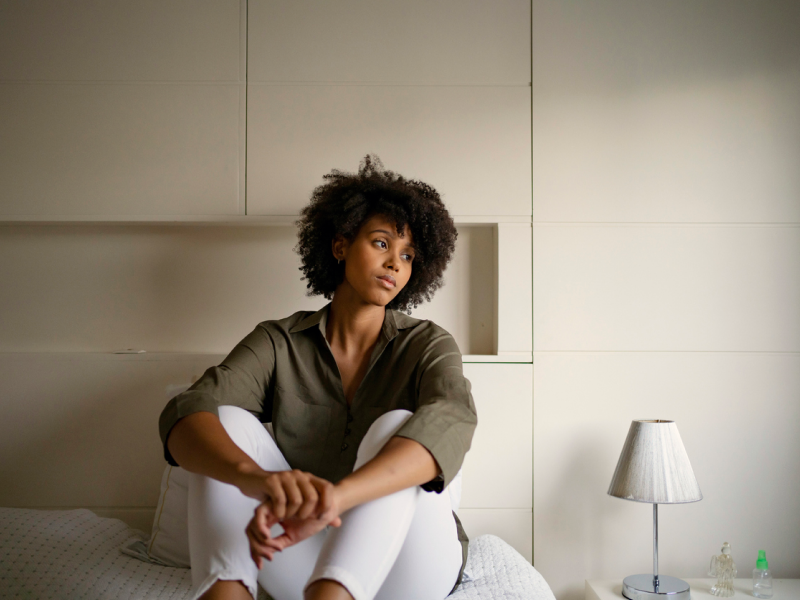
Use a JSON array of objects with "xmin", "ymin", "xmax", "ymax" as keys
[
  {"xmin": 420, "ymin": 473, "xmax": 446, "ymax": 493},
  {"xmin": 394, "ymin": 416, "xmax": 469, "ymax": 494}
]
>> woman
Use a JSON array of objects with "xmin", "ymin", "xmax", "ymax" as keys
[{"xmin": 159, "ymin": 155, "xmax": 478, "ymax": 600}]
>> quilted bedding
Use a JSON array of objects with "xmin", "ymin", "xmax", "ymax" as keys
[{"xmin": 0, "ymin": 507, "xmax": 555, "ymax": 600}]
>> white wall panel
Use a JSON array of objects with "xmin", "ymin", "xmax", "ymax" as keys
[
  {"xmin": 532, "ymin": 0, "xmax": 800, "ymax": 96},
  {"xmin": 0, "ymin": 0, "xmax": 243, "ymax": 82},
  {"xmin": 458, "ymin": 509, "xmax": 532, "ymax": 563},
  {"xmin": 248, "ymin": 0, "xmax": 530, "ymax": 84},
  {"xmin": 533, "ymin": 351, "xmax": 800, "ymax": 598},
  {"xmin": 460, "ymin": 364, "xmax": 532, "ymax": 510},
  {"xmin": 0, "ymin": 84, "xmax": 244, "ymax": 216},
  {"xmin": 497, "ymin": 224, "xmax": 533, "ymax": 354},
  {"xmin": 533, "ymin": 224, "xmax": 800, "ymax": 352},
  {"xmin": 246, "ymin": 85, "xmax": 531, "ymax": 216},
  {"xmin": 532, "ymin": 76, "xmax": 800, "ymax": 224},
  {"xmin": 532, "ymin": 0, "xmax": 800, "ymax": 224}
]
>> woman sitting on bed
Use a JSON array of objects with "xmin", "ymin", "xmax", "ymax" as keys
[{"xmin": 159, "ymin": 155, "xmax": 478, "ymax": 600}]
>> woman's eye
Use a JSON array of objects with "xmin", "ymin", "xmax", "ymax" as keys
[
  {"xmin": 403, "ymin": 254, "xmax": 413, "ymax": 262},
  {"xmin": 375, "ymin": 240, "xmax": 387, "ymax": 249}
]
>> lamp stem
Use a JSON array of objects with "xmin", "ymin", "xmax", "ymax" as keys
[{"xmin": 653, "ymin": 503, "xmax": 659, "ymax": 590}]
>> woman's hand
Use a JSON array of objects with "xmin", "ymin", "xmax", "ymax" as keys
[
  {"xmin": 239, "ymin": 468, "xmax": 343, "ymax": 568},
  {"xmin": 246, "ymin": 495, "xmax": 343, "ymax": 568},
  {"xmin": 236, "ymin": 468, "xmax": 331, "ymax": 521}
]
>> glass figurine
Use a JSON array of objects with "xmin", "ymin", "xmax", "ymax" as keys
[{"xmin": 709, "ymin": 542, "xmax": 737, "ymax": 597}]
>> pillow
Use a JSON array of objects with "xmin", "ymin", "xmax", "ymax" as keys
[
  {"xmin": 123, "ymin": 384, "xmax": 193, "ymax": 567},
  {"xmin": 124, "ymin": 385, "xmax": 283, "ymax": 568},
  {"xmin": 146, "ymin": 463, "xmax": 191, "ymax": 567}
]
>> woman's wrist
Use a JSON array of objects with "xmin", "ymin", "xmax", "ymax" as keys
[
  {"xmin": 332, "ymin": 478, "xmax": 358, "ymax": 515},
  {"xmin": 233, "ymin": 461, "xmax": 270, "ymax": 492}
]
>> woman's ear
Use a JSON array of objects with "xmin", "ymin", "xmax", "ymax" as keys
[{"xmin": 331, "ymin": 234, "xmax": 347, "ymax": 262}]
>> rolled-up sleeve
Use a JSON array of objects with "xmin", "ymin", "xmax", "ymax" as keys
[
  {"xmin": 158, "ymin": 324, "xmax": 276, "ymax": 466},
  {"xmin": 394, "ymin": 330, "xmax": 478, "ymax": 493}
]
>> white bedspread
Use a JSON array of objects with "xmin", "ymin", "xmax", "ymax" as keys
[{"xmin": 0, "ymin": 507, "xmax": 554, "ymax": 600}]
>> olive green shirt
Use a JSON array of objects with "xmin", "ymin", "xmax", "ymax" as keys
[{"xmin": 158, "ymin": 301, "xmax": 477, "ymax": 588}]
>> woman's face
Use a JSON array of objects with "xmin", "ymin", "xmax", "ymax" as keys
[{"xmin": 333, "ymin": 214, "xmax": 416, "ymax": 307}]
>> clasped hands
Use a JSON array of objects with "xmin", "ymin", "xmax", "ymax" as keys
[{"xmin": 239, "ymin": 468, "xmax": 343, "ymax": 569}]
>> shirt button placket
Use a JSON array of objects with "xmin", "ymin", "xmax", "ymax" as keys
[{"xmin": 342, "ymin": 407, "xmax": 353, "ymax": 452}]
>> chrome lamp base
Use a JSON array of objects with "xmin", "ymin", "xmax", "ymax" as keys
[{"xmin": 622, "ymin": 574, "xmax": 691, "ymax": 600}]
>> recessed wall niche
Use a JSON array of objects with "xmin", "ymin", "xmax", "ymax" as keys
[{"xmin": 0, "ymin": 223, "xmax": 508, "ymax": 357}]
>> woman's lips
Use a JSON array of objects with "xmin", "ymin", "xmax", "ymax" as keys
[{"xmin": 377, "ymin": 276, "xmax": 396, "ymax": 288}]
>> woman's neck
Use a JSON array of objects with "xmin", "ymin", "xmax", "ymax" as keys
[{"xmin": 326, "ymin": 291, "xmax": 385, "ymax": 357}]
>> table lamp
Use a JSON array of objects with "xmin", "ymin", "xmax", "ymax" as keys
[{"xmin": 608, "ymin": 419, "xmax": 702, "ymax": 600}]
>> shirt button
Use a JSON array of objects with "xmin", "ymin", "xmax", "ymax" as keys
[
  {"xmin": 345, "ymin": 428, "xmax": 351, "ymax": 435},
  {"xmin": 341, "ymin": 442, "xmax": 348, "ymax": 451},
  {"xmin": 347, "ymin": 414, "xmax": 354, "ymax": 423}
]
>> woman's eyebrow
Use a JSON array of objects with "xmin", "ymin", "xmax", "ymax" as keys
[{"xmin": 369, "ymin": 229, "xmax": 416, "ymax": 251}]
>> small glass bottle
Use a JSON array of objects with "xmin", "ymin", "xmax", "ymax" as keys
[
  {"xmin": 752, "ymin": 550, "xmax": 773, "ymax": 599},
  {"xmin": 709, "ymin": 542, "xmax": 736, "ymax": 597}
]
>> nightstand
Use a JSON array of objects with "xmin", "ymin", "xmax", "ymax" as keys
[{"xmin": 586, "ymin": 578, "xmax": 800, "ymax": 600}]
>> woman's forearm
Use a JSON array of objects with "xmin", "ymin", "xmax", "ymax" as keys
[
  {"xmin": 166, "ymin": 411, "xmax": 265, "ymax": 487},
  {"xmin": 334, "ymin": 436, "xmax": 439, "ymax": 514}
]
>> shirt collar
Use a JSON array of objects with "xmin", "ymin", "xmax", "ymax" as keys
[{"xmin": 289, "ymin": 301, "xmax": 417, "ymax": 341}]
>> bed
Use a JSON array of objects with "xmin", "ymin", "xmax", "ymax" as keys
[{"xmin": 0, "ymin": 507, "xmax": 554, "ymax": 600}]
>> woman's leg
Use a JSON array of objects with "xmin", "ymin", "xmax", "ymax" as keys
[
  {"xmin": 188, "ymin": 405, "xmax": 322, "ymax": 600},
  {"xmin": 304, "ymin": 410, "xmax": 463, "ymax": 600}
]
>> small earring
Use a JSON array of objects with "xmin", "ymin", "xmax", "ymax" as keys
[{"xmin": 337, "ymin": 258, "xmax": 342, "ymax": 265}]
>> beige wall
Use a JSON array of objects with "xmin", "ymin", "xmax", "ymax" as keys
[
  {"xmin": 532, "ymin": 1, "xmax": 800, "ymax": 598},
  {"xmin": 4, "ymin": 1, "xmax": 797, "ymax": 595}
]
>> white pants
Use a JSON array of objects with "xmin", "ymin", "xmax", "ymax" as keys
[{"xmin": 187, "ymin": 406, "xmax": 464, "ymax": 600}]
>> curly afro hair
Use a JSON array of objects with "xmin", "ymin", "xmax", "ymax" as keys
[{"xmin": 293, "ymin": 154, "xmax": 458, "ymax": 314}]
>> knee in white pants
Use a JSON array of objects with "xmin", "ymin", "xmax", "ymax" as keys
[
  {"xmin": 356, "ymin": 409, "xmax": 463, "ymax": 513},
  {"xmin": 216, "ymin": 405, "xmax": 264, "ymax": 459},
  {"xmin": 354, "ymin": 410, "xmax": 413, "ymax": 469}
]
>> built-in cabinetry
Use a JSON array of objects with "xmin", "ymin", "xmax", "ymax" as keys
[{"xmin": 0, "ymin": 0, "xmax": 533, "ymax": 561}]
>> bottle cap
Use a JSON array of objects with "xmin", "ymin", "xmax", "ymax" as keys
[{"xmin": 756, "ymin": 549, "xmax": 768, "ymax": 570}]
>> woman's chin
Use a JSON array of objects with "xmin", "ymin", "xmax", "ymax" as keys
[{"xmin": 365, "ymin": 290, "xmax": 396, "ymax": 307}]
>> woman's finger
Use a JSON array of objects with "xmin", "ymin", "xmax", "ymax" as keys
[
  {"xmin": 308, "ymin": 474, "xmax": 335, "ymax": 519},
  {"xmin": 253, "ymin": 504, "xmax": 272, "ymax": 542},
  {"xmin": 295, "ymin": 472, "xmax": 319, "ymax": 520},
  {"xmin": 247, "ymin": 517, "xmax": 266, "ymax": 545},
  {"xmin": 249, "ymin": 524, "xmax": 283, "ymax": 555},
  {"xmin": 248, "ymin": 535, "xmax": 277, "ymax": 567},
  {"xmin": 280, "ymin": 471, "xmax": 304, "ymax": 520},
  {"xmin": 247, "ymin": 521, "xmax": 281, "ymax": 554},
  {"xmin": 265, "ymin": 473, "xmax": 288, "ymax": 519}
]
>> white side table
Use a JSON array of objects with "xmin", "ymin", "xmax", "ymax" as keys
[{"xmin": 586, "ymin": 578, "xmax": 800, "ymax": 600}]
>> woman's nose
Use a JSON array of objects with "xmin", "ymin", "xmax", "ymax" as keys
[{"xmin": 384, "ymin": 255, "xmax": 399, "ymax": 270}]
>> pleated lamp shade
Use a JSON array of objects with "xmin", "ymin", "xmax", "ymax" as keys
[{"xmin": 608, "ymin": 420, "xmax": 702, "ymax": 504}]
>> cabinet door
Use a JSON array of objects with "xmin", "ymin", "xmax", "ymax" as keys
[
  {"xmin": 246, "ymin": 86, "xmax": 531, "ymax": 217},
  {"xmin": 460, "ymin": 362, "xmax": 533, "ymax": 561},
  {"xmin": 0, "ymin": 1, "xmax": 245, "ymax": 217},
  {"xmin": 246, "ymin": 0, "xmax": 531, "ymax": 217}
]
